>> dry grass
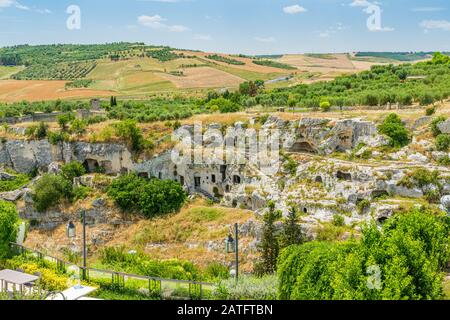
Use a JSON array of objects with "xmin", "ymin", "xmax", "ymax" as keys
[{"xmin": 0, "ymin": 80, "xmax": 115, "ymax": 103}]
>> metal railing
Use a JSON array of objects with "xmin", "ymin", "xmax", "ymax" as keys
[{"xmin": 10, "ymin": 243, "xmax": 215, "ymax": 300}]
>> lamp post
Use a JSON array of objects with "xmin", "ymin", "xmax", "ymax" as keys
[
  {"xmin": 225, "ymin": 223, "xmax": 239, "ymax": 283},
  {"xmin": 66, "ymin": 210, "xmax": 87, "ymax": 280}
]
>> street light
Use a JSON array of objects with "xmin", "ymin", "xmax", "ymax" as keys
[
  {"xmin": 225, "ymin": 223, "xmax": 239, "ymax": 282},
  {"xmin": 66, "ymin": 210, "xmax": 87, "ymax": 280}
]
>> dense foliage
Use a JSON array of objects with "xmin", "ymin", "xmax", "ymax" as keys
[
  {"xmin": 278, "ymin": 208, "xmax": 450, "ymax": 300},
  {"xmin": 0, "ymin": 100, "xmax": 89, "ymax": 118},
  {"xmin": 378, "ymin": 113, "xmax": 410, "ymax": 147},
  {"xmin": 0, "ymin": 172, "xmax": 30, "ymax": 192},
  {"xmin": 107, "ymin": 174, "xmax": 187, "ymax": 218},
  {"xmin": 0, "ymin": 200, "xmax": 19, "ymax": 259},
  {"xmin": 31, "ymin": 161, "xmax": 88, "ymax": 212},
  {"xmin": 100, "ymin": 247, "xmax": 201, "ymax": 280},
  {"xmin": 252, "ymin": 59, "xmax": 297, "ymax": 70},
  {"xmin": 215, "ymin": 275, "xmax": 278, "ymax": 300},
  {"xmin": 250, "ymin": 53, "xmax": 450, "ymax": 108},
  {"xmin": 206, "ymin": 54, "xmax": 245, "ymax": 65}
]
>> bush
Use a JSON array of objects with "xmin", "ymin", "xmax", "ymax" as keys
[
  {"xmin": 0, "ymin": 172, "xmax": 30, "ymax": 192},
  {"xmin": 425, "ymin": 106, "xmax": 436, "ymax": 116},
  {"xmin": 0, "ymin": 200, "xmax": 19, "ymax": 259},
  {"xmin": 214, "ymin": 275, "xmax": 278, "ymax": 300},
  {"xmin": 113, "ymin": 120, "xmax": 146, "ymax": 153},
  {"xmin": 436, "ymin": 134, "xmax": 450, "ymax": 151},
  {"xmin": 204, "ymin": 262, "xmax": 230, "ymax": 281},
  {"xmin": 378, "ymin": 113, "xmax": 410, "ymax": 148},
  {"xmin": 320, "ymin": 101, "xmax": 331, "ymax": 112},
  {"xmin": 107, "ymin": 174, "xmax": 187, "ymax": 218},
  {"xmin": 357, "ymin": 199, "xmax": 371, "ymax": 214},
  {"xmin": 32, "ymin": 174, "xmax": 72, "ymax": 212},
  {"xmin": 278, "ymin": 208, "xmax": 450, "ymax": 300},
  {"xmin": 206, "ymin": 98, "xmax": 240, "ymax": 113},
  {"xmin": 332, "ymin": 214, "xmax": 345, "ymax": 227},
  {"xmin": 431, "ymin": 116, "xmax": 447, "ymax": 137},
  {"xmin": 60, "ymin": 161, "xmax": 86, "ymax": 182}
]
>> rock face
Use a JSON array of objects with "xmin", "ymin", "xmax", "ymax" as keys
[
  {"xmin": 0, "ymin": 140, "xmax": 133, "ymax": 174},
  {"xmin": 279, "ymin": 117, "xmax": 388, "ymax": 155}
]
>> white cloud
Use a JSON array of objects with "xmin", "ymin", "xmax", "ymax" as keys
[
  {"xmin": 350, "ymin": 0, "xmax": 371, "ymax": 7},
  {"xmin": 0, "ymin": 0, "xmax": 29, "ymax": 10},
  {"xmin": 138, "ymin": 14, "xmax": 189, "ymax": 32},
  {"xmin": 420, "ymin": 20, "xmax": 450, "ymax": 32},
  {"xmin": 168, "ymin": 24, "xmax": 189, "ymax": 32},
  {"xmin": 194, "ymin": 34, "xmax": 212, "ymax": 41},
  {"xmin": 283, "ymin": 4, "xmax": 307, "ymax": 14},
  {"xmin": 319, "ymin": 32, "xmax": 330, "ymax": 38},
  {"xmin": 254, "ymin": 36, "xmax": 276, "ymax": 43},
  {"xmin": 412, "ymin": 7, "xmax": 445, "ymax": 12},
  {"xmin": 138, "ymin": 15, "xmax": 166, "ymax": 29}
]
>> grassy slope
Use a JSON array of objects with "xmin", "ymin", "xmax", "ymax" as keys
[{"xmin": 0, "ymin": 66, "xmax": 23, "ymax": 79}]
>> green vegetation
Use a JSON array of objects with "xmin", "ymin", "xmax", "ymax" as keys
[
  {"xmin": 250, "ymin": 53, "xmax": 450, "ymax": 108},
  {"xmin": 398, "ymin": 168, "xmax": 441, "ymax": 190},
  {"xmin": 205, "ymin": 97, "xmax": 240, "ymax": 113},
  {"xmin": 254, "ymin": 202, "xmax": 282, "ymax": 276},
  {"xmin": 65, "ymin": 79, "xmax": 94, "ymax": 89},
  {"xmin": 305, "ymin": 53, "xmax": 337, "ymax": 60},
  {"xmin": 355, "ymin": 52, "xmax": 437, "ymax": 62},
  {"xmin": 0, "ymin": 200, "xmax": 19, "ymax": 259},
  {"xmin": 31, "ymin": 161, "xmax": 87, "ymax": 212},
  {"xmin": 0, "ymin": 100, "xmax": 89, "ymax": 118},
  {"xmin": 98, "ymin": 247, "xmax": 201, "ymax": 280},
  {"xmin": 281, "ymin": 207, "xmax": 304, "ymax": 248},
  {"xmin": 431, "ymin": 116, "xmax": 447, "ymax": 137},
  {"xmin": 0, "ymin": 172, "xmax": 30, "ymax": 192},
  {"xmin": 206, "ymin": 54, "xmax": 245, "ymax": 65},
  {"xmin": 108, "ymin": 98, "xmax": 202, "ymax": 122},
  {"xmin": 215, "ymin": 275, "xmax": 278, "ymax": 300},
  {"xmin": 107, "ymin": 174, "xmax": 187, "ymax": 218},
  {"xmin": 378, "ymin": 113, "xmax": 410, "ymax": 148},
  {"xmin": 13, "ymin": 61, "xmax": 97, "ymax": 80},
  {"xmin": 436, "ymin": 134, "xmax": 450, "ymax": 151},
  {"xmin": 146, "ymin": 48, "xmax": 181, "ymax": 62},
  {"xmin": 278, "ymin": 208, "xmax": 450, "ymax": 300},
  {"xmin": 252, "ymin": 59, "xmax": 296, "ymax": 70}
]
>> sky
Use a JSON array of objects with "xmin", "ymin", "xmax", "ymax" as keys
[{"xmin": 0, "ymin": 0, "xmax": 449, "ymax": 54}]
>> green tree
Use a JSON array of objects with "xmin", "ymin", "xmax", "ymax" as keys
[
  {"xmin": 113, "ymin": 120, "xmax": 146, "ymax": 153},
  {"xmin": 57, "ymin": 113, "xmax": 75, "ymax": 131},
  {"xmin": 70, "ymin": 119, "xmax": 87, "ymax": 136},
  {"xmin": 281, "ymin": 206, "xmax": 303, "ymax": 248},
  {"xmin": 378, "ymin": 113, "xmax": 410, "ymax": 148},
  {"xmin": 0, "ymin": 200, "xmax": 19, "ymax": 259},
  {"xmin": 256, "ymin": 201, "xmax": 281, "ymax": 275}
]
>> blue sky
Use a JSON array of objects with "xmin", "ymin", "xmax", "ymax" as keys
[{"xmin": 0, "ymin": 0, "xmax": 449, "ymax": 54}]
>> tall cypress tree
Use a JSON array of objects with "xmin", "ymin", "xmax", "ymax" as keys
[
  {"xmin": 256, "ymin": 201, "xmax": 281, "ymax": 275},
  {"xmin": 281, "ymin": 206, "xmax": 303, "ymax": 248}
]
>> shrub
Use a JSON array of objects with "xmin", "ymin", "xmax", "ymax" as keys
[
  {"xmin": 436, "ymin": 134, "xmax": 450, "ymax": 151},
  {"xmin": 204, "ymin": 262, "xmax": 230, "ymax": 281},
  {"xmin": 0, "ymin": 172, "xmax": 30, "ymax": 192},
  {"xmin": 32, "ymin": 174, "xmax": 72, "ymax": 212},
  {"xmin": 214, "ymin": 275, "xmax": 278, "ymax": 300},
  {"xmin": 113, "ymin": 120, "xmax": 146, "ymax": 153},
  {"xmin": 0, "ymin": 200, "xmax": 19, "ymax": 259},
  {"xmin": 378, "ymin": 113, "xmax": 410, "ymax": 148},
  {"xmin": 431, "ymin": 116, "xmax": 447, "ymax": 137},
  {"xmin": 425, "ymin": 106, "xmax": 436, "ymax": 116},
  {"xmin": 357, "ymin": 199, "xmax": 371, "ymax": 215},
  {"xmin": 60, "ymin": 161, "xmax": 86, "ymax": 182},
  {"xmin": 47, "ymin": 131, "xmax": 69, "ymax": 145},
  {"xmin": 70, "ymin": 119, "xmax": 87, "ymax": 136},
  {"xmin": 320, "ymin": 101, "xmax": 331, "ymax": 112},
  {"xmin": 107, "ymin": 174, "xmax": 187, "ymax": 218},
  {"xmin": 332, "ymin": 214, "xmax": 345, "ymax": 227},
  {"xmin": 278, "ymin": 208, "xmax": 450, "ymax": 300}
]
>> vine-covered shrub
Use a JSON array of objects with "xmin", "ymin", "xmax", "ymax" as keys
[
  {"xmin": 278, "ymin": 208, "xmax": 450, "ymax": 300},
  {"xmin": 107, "ymin": 174, "xmax": 186, "ymax": 218}
]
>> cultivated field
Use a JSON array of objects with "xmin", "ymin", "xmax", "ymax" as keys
[
  {"xmin": 0, "ymin": 80, "xmax": 115, "ymax": 102},
  {"xmin": 157, "ymin": 66, "xmax": 245, "ymax": 89}
]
